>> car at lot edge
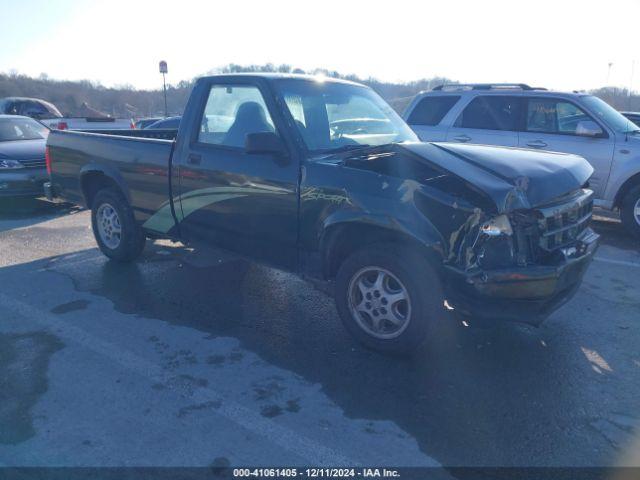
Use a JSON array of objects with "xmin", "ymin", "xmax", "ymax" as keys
[
  {"xmin": 146, "ymin": 116, "xmax": 181, "ymax": 129},
  {"xmin": 0, "ymin": 115, "xmax": 49, "ymax": 198},
  {"xmin": 621, "ymin": 111, "xmax": 640, "ymax": 128},
  {"xmin": 45, "ymin": 74, "xmax": 599, "ymax": 354},
  {"xmin": 403, "ymin": 84, "xmax": 640, "ymax": 239},
  {"xmin": 134, "ymin": 117, "xmax": 163, "ymax": 129}
]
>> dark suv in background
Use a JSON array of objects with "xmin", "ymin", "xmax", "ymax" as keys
[{"xmin": 0, "ymin": 97, "xmax": 62, "ymax": 120}]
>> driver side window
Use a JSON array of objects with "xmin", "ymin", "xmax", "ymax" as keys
[
  {"xmin": 526, "ymin": 99, "xmax": 596, "ymax": 136},
  {"xmin": 198, "ymin": 85, "xmax": 275, "ymax": 148}
]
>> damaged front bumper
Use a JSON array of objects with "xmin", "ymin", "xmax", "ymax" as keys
[{"xmin": 444, "ymin": 228, "xmax": 599, "ymax": 325}]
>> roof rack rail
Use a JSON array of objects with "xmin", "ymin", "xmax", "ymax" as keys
[{"xmin": 432, "ymin": 83, "xmax": 547, "ymax": 91}]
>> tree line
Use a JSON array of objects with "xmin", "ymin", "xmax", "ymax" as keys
[{"xmin": 1, "ymin": 65, "xmax": 639, "ymax": 118}]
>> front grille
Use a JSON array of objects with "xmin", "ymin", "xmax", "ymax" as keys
[
  {"xmin": 536, "ymin": 189, "xmax": 594, "ymax": 251},
  {"xmin": 18, "ymin": 158, "xmax": 46, "ymax": 169}
]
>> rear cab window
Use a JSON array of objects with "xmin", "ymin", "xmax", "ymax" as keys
[
  {"xmin": 455, "ymin": 95, "xmax": 522, "ymax": 131},
  {"xmin": 407, "ymin": 96, "xmax": 461, "ymax": 126}
]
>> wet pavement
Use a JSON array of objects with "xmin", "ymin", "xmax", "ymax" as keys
[{"xmin": 0, "ymin": 198, "xmax": 639, "ymax": 473}]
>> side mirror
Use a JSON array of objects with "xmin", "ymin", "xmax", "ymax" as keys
[
  {"xmin": 575, "ymin": 120, "xmax": 604, "ymax": 138},
  {"xmin": 245, "ymin": 132, "xmax": 287, "ymax": 155}
]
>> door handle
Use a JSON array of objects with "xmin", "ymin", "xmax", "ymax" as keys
[
  {"xmin": 526, "ymin": 140, "xmax": 548, "ymax": 148},
  {"xmin": 188, "ymin": 154, "xmax": 202, "ymax": 165},
  {"xmin": 452, "ymin": 134, "xmax": 471, "ymax": 143}
]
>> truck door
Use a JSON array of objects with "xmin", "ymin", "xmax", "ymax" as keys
[
  {"xmin": 176, "ymin": 79, "xmax": 299, "ymax": 270},
  {"xmin": 445, "ymin": 95, "xmax": 521, "ymax": 147},
  {"xmin": 518, "ymin": 97, "xmax": 615, "ymax": 198}
]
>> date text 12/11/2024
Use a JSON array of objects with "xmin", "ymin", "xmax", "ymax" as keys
[{"xmin": 232, "ymin": 468, "xmax": 401, "ymax": 478}]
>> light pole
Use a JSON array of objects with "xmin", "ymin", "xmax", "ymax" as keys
[
  {"xmin": 631, "ymin": 60, "xmax": 636, "ymax": 89},
  {"xmin": 606, "ymin": 62, "xmax": 613, "ymax": 86},
  {"xmin": 159, "ymin": 60, "xmax": 168, "ymax": 118}
]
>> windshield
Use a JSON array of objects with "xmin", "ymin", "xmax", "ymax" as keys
[
  {"xmin": 275, "ymin": 79, "xmax": 417, "ymax": 153},
  {"xmin": 581, "ymin": 96, "xmax": 639, "ymax": 133},
  {"xmin": 0, "ymin": 117, "xmax": 49, "ymax": 142}
]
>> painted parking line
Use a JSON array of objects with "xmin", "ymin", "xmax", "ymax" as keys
[
  {"xmin": 594, "ymin": 256, "xmax": 640, "ymax": 268},
  {"xmin": 0, "ymin": 292, "xmax": 357, "ymax": 467}
]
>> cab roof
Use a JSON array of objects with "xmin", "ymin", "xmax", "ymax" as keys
[{"xmin": 198, "ymin": 73, "xmax": 365, "ymax": 87}]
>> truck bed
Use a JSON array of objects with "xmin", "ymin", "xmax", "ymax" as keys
[
  {"xmin": 47, "ymin": 129, "xmax": 176, "ymax": 227},
  {"xmin": 41, "ymin": 117, "xmax": 135, "ymax": 131},
  {"xmin": 80, "ymin": 129, "xmax": 178, "ymax": 140}
]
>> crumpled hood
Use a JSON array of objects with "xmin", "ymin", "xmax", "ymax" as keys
[
  {"xmin": 0, "ymin": 139, "xmax": 47, "ymax": 161},
  {"xmin": 402, "ymin": 142, "xmax": 594, "ymax": 212}
]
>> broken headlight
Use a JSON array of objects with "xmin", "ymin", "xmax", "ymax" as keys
[
  {"xmin": 476, "ymin": 214, "xmax": 516, "ymax": 268},
  {"xmin": 480, "ymin": 214, "xmax": 513, "ymax": 237}
]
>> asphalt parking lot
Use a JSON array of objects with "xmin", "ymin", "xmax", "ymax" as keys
[{"xmin": 0, "ymin": 198, "xmax": 639, "ymax": 473}]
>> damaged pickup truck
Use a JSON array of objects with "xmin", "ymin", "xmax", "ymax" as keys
[{"xmin": 45, "ymin": 74, "xmax": 599, "ymax": 353}]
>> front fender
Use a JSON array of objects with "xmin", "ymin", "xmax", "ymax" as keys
[
  {"xmin": 320, "ymin": 210, "xmax": 445, "ymax": 254},
  {"xmin": 317, "ymin": 210, "xmax": 447, "ymax": 281}
]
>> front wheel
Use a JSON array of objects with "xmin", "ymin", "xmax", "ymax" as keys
[
  {"xmin": 620, "ymin": 185, "xmax": 640, "ymax": 240},
  {"xmin": 334, "ymin": 243, "xmax": 446, "ymax": 355},
  {"xmin": 91, "ymin": 188, "xmax": 146, "ymax": 262}
]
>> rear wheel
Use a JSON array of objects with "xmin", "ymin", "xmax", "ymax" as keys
[
  {"xmin": 620, "ymin": 185, "xmax": 640, "ymax": 240},
  {"xmin": 91, "ymin": 188, "xmax": 145, "ymax": 262},
  {"xmin": 334, "ymin": 243, "xmax": 445, "ymax": 354}
]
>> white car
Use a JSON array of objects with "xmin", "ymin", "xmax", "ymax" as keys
[{"xmin": 403, "ymin": 84, "xmax": 640, "ymax": 239}]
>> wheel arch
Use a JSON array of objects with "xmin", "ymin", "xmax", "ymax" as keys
[
  {"xmin": 79, "ymin": 164, "xmax": 130, "ymax": 208},
  {"xmin": 613, "ymin": 171, "xmax": 640, "ymax": 208},
  {"xmin": 320, "ymin": 215, "xmax": 445, "ymax": 281}
]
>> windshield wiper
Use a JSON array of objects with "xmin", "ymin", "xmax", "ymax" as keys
[{"xmin": 320, "ymin": 144, "xmax": 375, "ymax": 154}]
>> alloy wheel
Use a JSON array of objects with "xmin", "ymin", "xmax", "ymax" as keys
[
  {"xmin": 96, "ymin": 203, "xmax": 122, "ymax": 249},
  {"xmin": 348, "ymin": 266, "xmax": 412, "ymax": 339}
]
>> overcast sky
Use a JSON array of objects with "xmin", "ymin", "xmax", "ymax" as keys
[{"xmin": 1, "ymin": 0, "xmax": 638, "ymax": 91}]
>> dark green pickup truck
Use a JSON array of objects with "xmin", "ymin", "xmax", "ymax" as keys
[{"xmin": 45, "ymin": 74, "xmax": 599, "ymax": 354}]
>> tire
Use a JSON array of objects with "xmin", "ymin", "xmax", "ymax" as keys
[
  {"xmin": 91, "ymin": 188, "xmax": 146, "ymax": 262},
  {"xmin": 334, "ymin": 243, "xmax": 446, "ymax": 355},
  {"xmin": 620, "ymin": 185, "xmax": 640, "ymax": 240}
]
